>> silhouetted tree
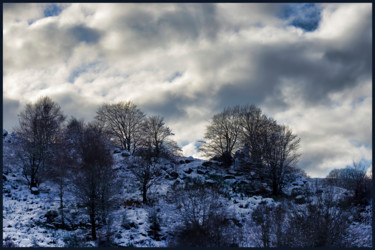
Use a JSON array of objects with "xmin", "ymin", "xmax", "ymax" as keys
[
  {"xmin": 171, "ymin": 178, "xmax": 235, "ymax": 247},
  {"xmin": 326, "ymin": 161, "xmax": 371, "ymax": 204},
  {"xmin": 15, "ymin": 96, "xmax": 66, "ymax": 191},
  {"xmin": 238, "ymin": 105, "xmax": 268, "ymax": 166},
  {"xmin": 263, "ymin": 123, "xmax": 301, "ymax": 196},
  {"xmin": 199, "ymin": 106, "xmax": 242, "ymax": 166},
  {"xmin": 96, "ymin": 101, "xmax": 145, "ymax": 152},
  {"xmin": 73, "ymin": 122, "xmax": 118, "ymax": 240},
  {"xmin": 129, "ymin": 149, "xmax": 161, "ymax": 204},
  {"xmin": 283, "ymin": 186, "xmax": 350, "ymax": 247},
  {"xmin": 48, "ymin": 134, "xmax": 73, "ymax": 228},
  {"xmin": 141, "ymin": 115, "xmax": 176, "ymax": 158}
]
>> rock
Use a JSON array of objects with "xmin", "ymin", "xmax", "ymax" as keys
[
  {"xmin": 202, "ymin": 161, "xmax": 212, "ymax": 167},
  {"xmin": 3, "ymin": 129, "xmax": 8, "ymax": 137},
  {"xmin": 179, "ymin": 160, "xmax": 185, "ymax": 164},
  {"xmin": 239, "ymin": 180, "xmax": 249, "ymax": 185},
  {"xmin": 205, "ymin": 181, "xmax": 216, "ymax": 187},
  {"xmin": 169, "ymin": 172, "xmax": 179, "ymax": 179},
  {"xmin": 291, "ymin": 187, "xmax": 304, "ymax": 196},
  {"xmin": 121, "ymin": 151, "xmax": 131, "ymax": 157},
  {"xmin": 185, "ymin": 156, "xmax": 195, "ymax": 162},
  {"xmin": 31, "ymin": 187, "xmax": 40, "ymax": 195},
  {"xmin": 224, "ymin": 175, "xmax": 235, "ymax": 180},
  {"xmin": 184, "ymin": 168, "xmax": 193, "ymax": 174},
  {"xmin": 316, "ymin": 189, "xmax": 324, "ymax": 194},
  {"xmin": 45, "ymin": 210, "xmax": 58, "ymax": 223},
  {"xmin": 3, "ymin": 175, "xmax": 7, "ymax": 181},
  {"xmin": 227, "ymin": 170, "xmax": 236, "ymax": 175},
  {"xmin": 232, "ymin": 218, "xmax": 243, "ymax": 228},
  {"xmin": 295, "ymin": 195, "xmax": 305, "ymax": 204},
  {"xmin": 113, "ymin": 148, "xmax": 121, "ymax": 154},
  {"xmin": 197, "ymin": 169, "xmax": 205, "ymax": 175}
]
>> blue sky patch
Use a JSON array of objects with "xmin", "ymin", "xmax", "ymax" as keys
[
  {"xmin": 44, "ymin": 4, "xmax": 63, "ymax": 18},
  {"xmin": 68, "ymin": 61, "xmax": 101, "ymax": 83},
  {"xmin": 168, "ymin": 72, "xmax": 182, "ymax": 83},
  {"xmin": 278, "ymin": 3, "xmax": 322, "ymax": 32}
]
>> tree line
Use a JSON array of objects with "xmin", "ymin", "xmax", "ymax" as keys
[
  {"xmin": 11, "ymin": 96, "xmax": 371, "ymax": 246},
  {"xmin": 199, "ymin": 104, "xmax": 301, "ymax": 196},
  {"xmin": 14, "ymin": 96, "xmax": 179, "ymax": 240}
]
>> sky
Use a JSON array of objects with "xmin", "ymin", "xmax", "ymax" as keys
[{"xmin": 3, "ymin": 3, "xmax": 372, "ymax": 177}]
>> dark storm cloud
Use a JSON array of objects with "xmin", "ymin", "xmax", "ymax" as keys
[
  {"xmin": 156, "ymin": 3, "xmax": 219, "ymax": 41},
  {"xmin": 4, "ymin": 21, "xmax": 102, "ymax": 71},
  {"xmin": 103, "ymin": 3, "xmax": 220, "ymax": 56},
  {"xmin": 140, "ymin": 94, "xmax": 189, "ymax": 120},
  {"xmin": 139, "ymin": 91, "xmax": 213, "ymax": 123},
  {"xmin": 214, "ymin": 23, "xmax": 371, "ymax": 111}
]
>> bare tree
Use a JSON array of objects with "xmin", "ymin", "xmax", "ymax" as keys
[
  {"xmin": 238, "ymin": 105, "xmax": 269, "ymax": 166},
  {"xmin": 15, "ymin": 96, "xmax": 65, "ymax": 191},
  {"xmin": 171, "ymin": 178, "xmax": 235, "ymax": 247},
  {"xmin": 129, "ymin": 150, "xmax": 161, "ymax": 204},
  {"xmin": 327, "ymin": 161, "xmax": 372, "ymax": 204},
  {"xmin": 65, "ymin": 116, "xmax": 85, "ymax": 149},
  {"xmin": 251, "ymin": 204, "xmax": 274, "ymax": 247},
  {"xmin": 48, "ymin": 135, "xmax": 73, "ymax": 228},
  {"xmin": 73, "ymin": 122, "xmax": 118, "ymax": 240},
  {"xmin": 199, "ymin": 106, "xmax": 242, "ymax": 166},
  {"xmin": 141, "ymin": 115, "xmax": 176, "ymax": 158},
  {"xmin": 96, "ymin": 101, "xmax": 145, "ymax": 152},
  {"xmin": 263, "ymin": 123, "xmax": 301, "ymax": 196},
  {"xmin": 283, "ymin": 186, "xmax": 350, "ymax": 247}
]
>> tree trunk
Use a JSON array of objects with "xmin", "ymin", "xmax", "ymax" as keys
[
  {"xmin": 30, "ymin": 172, "xmax": 38, "ymax": 190},
  {"xmin": 142, "ymin": 184, "xmax": 147, "ymax": 204},
  {"xmin": 272, "ymin": 177, "xmax": 278, "ymax": 196},
  {"xmin": 90, "ymin": 212, "xmax": 97, "ymax": 240},
  {"xmin": 127, "ymin": 138, "xmax": 131, "ymax": 152},
  {"xmin": 59, "ymin": 183, "xmax": 65, "ymax": 227}
]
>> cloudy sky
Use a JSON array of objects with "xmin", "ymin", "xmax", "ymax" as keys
[{"xmin": 3, "ymin": 3, "xmax": 372, "ymax": 177}]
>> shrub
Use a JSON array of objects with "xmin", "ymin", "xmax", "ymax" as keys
[
  {"xmin": 170, "ymin": 178, "xmax": 237, "ymax": 247},
  {"xmin": 3, "ymin": 236, "xmax": 17, "ymax": 247},
  {"xmin": 148, "ymin": 208, "xmax": 162, "ymax": 240}
]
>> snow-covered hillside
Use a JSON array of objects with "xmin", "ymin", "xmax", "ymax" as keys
[{"xmin": 2, "ymin": 131, "xmax": 372, "ymax": 247}]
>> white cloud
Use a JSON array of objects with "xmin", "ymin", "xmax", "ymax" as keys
[{"xmin": 3, "ymin": 3, "xmax": 371, "ymax": 177}]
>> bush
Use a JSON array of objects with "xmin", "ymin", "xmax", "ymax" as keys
[
  {"xmin": 63, "ymin": 234, "xmax": 85, "ymax": 247},
  {"xmin": 281, "ymin": 189, "xmax": 350, "ymax": 247},
  {"xmin": 45, "ymin": 210, "xmax": 59, "ymax": 224},
  {"xmin": 121, "ymin": 211, "xmax": 131, "ymax": 230},
  {"xmin": 3, "ymin": 236, "xmax": 17, "ymax": 247},
  {"xmin": 251, "ymin": 203, "xmax": 286, "ymax": 247},
  {"xmin": 148, "ymin": 208, "xmax": 162, "ymax": 240},
  {"xmin": 170, "ymin": 178, "xmax": 237, "ymax": 247}
]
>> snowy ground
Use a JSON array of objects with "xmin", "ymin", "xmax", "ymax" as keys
[{"xmin": 2, "ymin": 131, "xmax": 372, "ymax": 247}]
